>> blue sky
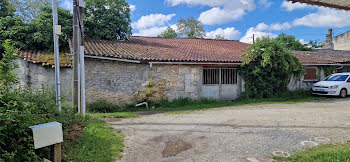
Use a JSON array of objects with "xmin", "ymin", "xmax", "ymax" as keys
[{"xmin": 61, "ymin": 0, "xmax": 350, "ymax": 44}]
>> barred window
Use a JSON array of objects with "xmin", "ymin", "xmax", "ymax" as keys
[{"xmin": 203, "ymin": 68, "xmax": 237, "ymax": 85}]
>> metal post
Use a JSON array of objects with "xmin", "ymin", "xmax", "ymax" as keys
[
  {"xmin": 52, "ymin": 0, "xmax": 61, "ymax": 111},
  {"xmin": 79, "ymin": 3, "xmax": 86, "ymax": 115},
  {"xmin": 80, "ymin": 46, "xmax": 86, "ymax": 114},
  {"xmin": 72, "ymin": 0, "xmax": 79, "ymax": 109}
]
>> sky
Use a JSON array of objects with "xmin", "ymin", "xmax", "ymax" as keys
[{"xmin": 61, "ymin": 0, "xmax": 350, "ymax": 44}]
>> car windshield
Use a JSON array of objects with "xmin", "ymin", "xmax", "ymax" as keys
[{"xmin": 325, "ymin": 75, "xmax": 349, "ymax": 81}]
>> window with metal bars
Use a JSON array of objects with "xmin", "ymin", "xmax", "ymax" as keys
[{"xmin": 203, "ymin": 68, "xmax": 237, "ymax": 85}]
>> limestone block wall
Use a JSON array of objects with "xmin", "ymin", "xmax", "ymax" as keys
[
  {"xmin": 84, "ymin": 59, "xmax": 201, "ymax": 105},
  {"xmin": 13, "ymin": 59, "xmax": 73, "ymax": 97},
  {"xmin": 288, "ymin": 68, "xmax": 326, "ymax": 91},
  {"xmin": 333, "ymin": 31, "xmax": 350, "ymax": 50}
]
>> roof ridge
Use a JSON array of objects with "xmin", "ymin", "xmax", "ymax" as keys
[{"xmin": 130, "ymin": 36, "xmax": 245, "ymax": 43}]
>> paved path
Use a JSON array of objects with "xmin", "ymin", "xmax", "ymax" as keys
[{"xmin": 109, "ymin": 98, "xmax": 350, "ymax": 162}]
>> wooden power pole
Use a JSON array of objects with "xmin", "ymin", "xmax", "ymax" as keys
[{"xmin": 73, "ymin": 0, "xmax": 86, "ymax": 114}]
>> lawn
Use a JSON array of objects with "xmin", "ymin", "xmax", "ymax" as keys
[
  {"xmin": 63, "ymin": 117, "xmax": 125, "ymax": 161},
  {"xmin": 88, "ymin": 112, "xmax": 139, "ymax": 118},
  {"xmin": 273, "ymin": 141, "xmax": 350, "ymax": 162}
]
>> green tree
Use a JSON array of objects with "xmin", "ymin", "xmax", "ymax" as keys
[
  {"xmin": 214, "ymin": 35, "xmax": 226, "ymax": 40},
  {"xmin": 176, "ymin": 16, "xmax": 205, "ymax": 38},
  {"xmin": 275, "ymin": 33, "xmax": 321, "ymax": 51},
  {"xmin": 0, "ymin": 6, "xmax": 72, "ymax": 53},
  {"xmin": 10, "ymin": 0, "xmax": 51, "ymax": 21},
  {"xmin": 0, "ymin": 0, "xmax": 15, "ymax": 17},
  {"xmin": 84, "ymin": 0, "xmax": 132, "ymax": 40},
  {"xmin": 239, "ymin": 37, "xmax": 305, "ymax": 98},
  {"xmin": 157, "ymin": 27, "xmax": 178, "ymax": 38},
  {"xmin": 28, "ymin": 6, "xmax": 72, "ymax": 51},
  {"xmin": 0, "ymin": 40, "xmax": 18, "ymax": 96}
]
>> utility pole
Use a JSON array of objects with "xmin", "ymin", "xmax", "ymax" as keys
[
  {"xmin": 73, "ymin": 0, "xmax": 86, "ymax": 114},
  {"xmin": 253, "ymin": 34, "xmax": 255, "ymax": 44},
  {"xmin": 72, "ymin": 0, "xmax": 79, "ymax": 111},
  {"xmin": 52, "ymin": 0, "xmax": 61, "ymax": 111}
]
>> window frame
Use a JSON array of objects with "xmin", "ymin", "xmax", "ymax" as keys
[
  {"xmin": 303, "ymin": 67, "xmax": 318, "ymax": 81},
  {"xmin": 202, "ymin": 67, "xmax": 237, "ymax": 85}
]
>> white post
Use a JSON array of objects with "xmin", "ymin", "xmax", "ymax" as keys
[
  {"xmin": 80, "ymin": 46, "xmax": 86, "ymax": 114},
  {"xmin": 52, "ymin": 0, "xmax": 61, "ymax": 111}
]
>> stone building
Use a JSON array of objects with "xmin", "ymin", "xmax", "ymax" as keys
[
  {"xmin": 15, "ymin": 37, "xmax": 348, "ymax": 105},
  {"xmin": 321, "ymin": 29, "xmax": 350, "ymax": 51}
]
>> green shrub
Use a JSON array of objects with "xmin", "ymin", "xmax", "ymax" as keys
[{"xmin": 239, "ymin": 37, "xmax": 305, "ymax": 98}]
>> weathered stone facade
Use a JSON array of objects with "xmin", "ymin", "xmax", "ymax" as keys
[
  {"xmin": 333, "ymin": 30, "xmax": 350, "ymax": 50},
  {"xmin": 14, "ymin": 59, "xmax": 73, "ymax": 97},
  {"xmin": 288, "ymin": 68, "xmax": 326, "ymax": 91},
  {"xmin": 84, "ymin": 58, "xmax": 201, "ymax": 105}
]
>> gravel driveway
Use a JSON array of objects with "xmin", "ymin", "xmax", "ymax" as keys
[{"xmin": 109, "ymin": 98, "xmax": 350, "ymax": 162}]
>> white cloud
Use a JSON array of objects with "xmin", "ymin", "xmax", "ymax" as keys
[
  {"xmin": 133, "ymin": 26, "xmax": 169, "ymax": 37},
  {"xmin": 292, "ymin": 8, "xmax": 350, "ymax": 28},
  {"xmin": 206, "ymin": 27, "xmax": 241, "ymax": 40},
  {"xmin": 239, "ymin": 22, "xmax": 289, "ymax": 44},
  {"xmin": 258, "ymin": 0, "xmax": 272, "ymax": 8},
  {"xmin": 254, "ymin": 22, "xmax": 291, "ymax": 31},
  {"xmin": 198, "ymin": 7, "xmax": 245, "ymax": 25},
  {"xmin": 129, "ymin": 4, "xmax": 136, "ymax": 12},
  {"xmin": 281, "ymin": 1, "xmax": 311, "ymax": 11},
  {"xmin": 299, "ymin": 39, "xmax": 307, "ymax": 45},
  {"xmin": 62, "ymin": 0, "xmax": 73, "ymax": 12},
  {"xmin": 240, "ymin": 27, "xmax": 277, "ymax": 44},
  {"xmin": 131, "ymin": 13, "xmax": 176, "ymax": 30},
  {"xmin": 166, "ymin": 0, "xmax": 255, "ymax": 25}
]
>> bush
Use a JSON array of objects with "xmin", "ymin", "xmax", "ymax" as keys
[
  {"xmin": 0, "ymin": 41, "xmax": 82, "ymax": 161},
  {"xmin": 239, "ymin": 37, "xmax": 305, "ymax": 98}
]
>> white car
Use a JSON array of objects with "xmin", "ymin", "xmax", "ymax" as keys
[{"xmin": 312, "ymin": 73, "xmax": 350, "ymax": 98}]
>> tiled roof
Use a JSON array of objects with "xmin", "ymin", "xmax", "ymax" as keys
[
  {"xmin": 75, "ymin": 37, "xmax": 250, "ymax": 63},
  {"xmin": 17, "ymin": 50, "xmax": 72, "ymax": 68},
  {"xmin": 287, "ymin": 0, "xmax": 350, "ymax": 10},
  {"xmin": 292, "ymin": 50, "xmax": 350, "ymax": 64}
]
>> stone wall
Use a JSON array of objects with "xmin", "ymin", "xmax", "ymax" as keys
[
  {"xmin": 84, "ymin": 58, "xmax": 201, "ymax": 105},
  {"xmin": 13, "ymin": 59, "xmax": 73, "ymax": 97},
  {"xmin": 333, "ymin": 31, "xmax": 350, "ymax": 50},
  {"xmin": 288, "ymin": 68, "xmax": 326, "ymax": 91}
]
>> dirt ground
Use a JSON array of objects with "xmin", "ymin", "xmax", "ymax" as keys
[{"xmin": 109, "ymin": 98, "xmax": 350, "ymax": 162}]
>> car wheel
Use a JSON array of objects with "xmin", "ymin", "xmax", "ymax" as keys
[{"xmin": 340, "ymin": 88, "xmax": 347, "ymax": 98}]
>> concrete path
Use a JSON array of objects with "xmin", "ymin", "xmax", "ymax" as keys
[{"xmin": 109, "ymin": 98, "xmax": 350, "ymax": 162}]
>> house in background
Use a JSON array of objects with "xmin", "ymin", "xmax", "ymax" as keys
[{"xmin": 14, "ymin": 37, "xmax": 348, "ymax": 105}]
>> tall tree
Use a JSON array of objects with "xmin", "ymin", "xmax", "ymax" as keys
[
  {"xmin": 0, "ymin": 6, "xmax": 72, "ymax": 52},
  {"xmin": 275, "ymin": 33, "xmax": 321, "ymax": 51},
  {"xmin": 84, "ymin": 0, "xmax": 132, "ymax": 40},
  {"xmin": 176, "ymin": 16, "xmax": 205, "ymax": 38},
  {"xmin": 10, "ymin": 0, "xmax": 51, "ymax": 22},
  {"xmin": 157, "ymin": 27, "xmax": 178, "ymax": 38},
  {"xmin": 0, "ymin": 0, "xmax": 15, "ymax": 17},
  {"xmin": 214, "ymin": 35, "xmax": 226, "ymax": 40}
]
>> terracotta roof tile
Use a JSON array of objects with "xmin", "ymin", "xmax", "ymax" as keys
[
  {"xmin": 292, "ymin": 50, "xmax": 350, "ymax": 64},
  {"xmin": 17, "ymin": 50, "xmax": 72, "ymax": 68},
  {"xmin": 73, "ymin": 36, "xmax": 250, "ymax": 63}
]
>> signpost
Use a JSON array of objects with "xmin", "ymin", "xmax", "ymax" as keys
[{"xmin": 29, "ymin": 122, "xmax": 63, "ymax": 162}]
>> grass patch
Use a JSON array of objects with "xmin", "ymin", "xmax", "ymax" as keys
[
  {"xmin": 63, "ymin": 118, "xmax": 124, "ymax": 161},
  {"xmin": 274, "ymin": 141, "xmax": 350, "ymax": 162},
  {"xmin": 88, "ymin": 90, "xmax": 330, "ymax": 113},
  {"xmin": 88, "ymin": 112, "xmax": 139, "ymax": 118}
]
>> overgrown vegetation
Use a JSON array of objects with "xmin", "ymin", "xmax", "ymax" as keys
[
  {"xmin": 274, "ymin": 141, "xmax": 350, "ymax": 162},
  {"xmin": 276, "ymin": 33, "xmax": 322, "ymax": 51},
  {"xmin": 239, "ymin": 37, "xmax": 305, "ymax": 98},
  {"xmin": 63, "ymin": 118, "xmax": 125, "ymax": 161},
  {"xmin": 88, "ymin": 90, "xmax": 321, "ymax": 113},
  {"xmin": 0, "ymin": 41, "xmax": 125, "ymax": 161}
]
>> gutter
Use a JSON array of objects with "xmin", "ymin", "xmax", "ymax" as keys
[
  {"xmin": 148, "ymin": 61, "xmax": 242, "ymax": 68},
  {"xmin": 83, "ymin": 55, "xmax": 141, "ymax": 63}
]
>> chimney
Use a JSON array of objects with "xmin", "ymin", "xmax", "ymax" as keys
[{"xmin": 323, "ymin": 29, "xmax": 333, "ymax": 50}]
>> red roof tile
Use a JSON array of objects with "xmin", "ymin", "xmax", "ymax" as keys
[
  {"xmin": 77, "ymin": 37, "xmax": 250, "ymax": 63},
  {"xmin": 291, "ymin": 50, "xmax": 350, "ymax": 64},
  {"xmin": 17, "ymin": 50, "xmax": 72, "ymax": 68}
]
